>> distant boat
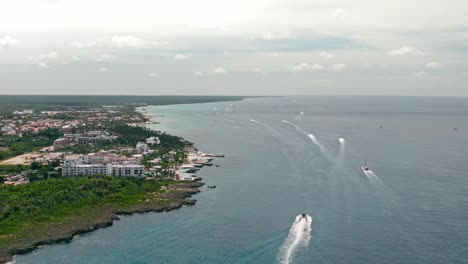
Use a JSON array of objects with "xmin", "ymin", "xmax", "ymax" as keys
[{"xmin": 362, "ymin": 159, "xmax": 370, "ymax": 172}]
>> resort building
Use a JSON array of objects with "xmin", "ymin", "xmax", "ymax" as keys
[
  {"xmin": 62, "ymin": 164, "xmax": 108, "ymax": 176},
  {"xmin": 135, "ymin": 142, "xmax": 149, "ymax": 153},
  {"xmin": 107, "ymin": 164, "xmax": 144, "ymax": 177}
]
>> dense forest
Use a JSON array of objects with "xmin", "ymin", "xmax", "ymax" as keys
[{"xmin": 0, "ymin": 176, "xmax": 170, "ymax": 237}]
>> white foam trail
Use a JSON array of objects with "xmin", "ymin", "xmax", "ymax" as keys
[
  {"xmin": 334, "ymin": 137, "xmax": 346, "ymax": 159},
  {"xmin": 282, "ymin": 120, "xmax": 308, "ymax": 135},
  {"xmin": 283, "ymin": 120, "xmax": 332, "ymax": 159},
  {"xmin": 362, "ymin": 168, "xmax": 382, "ymax": 183},
  {"xmin": 367, "ymin": 169, "xmax": 382, "ymax": 183},
  {"xmin": 278, "ymin": 214, "xmax": 313, "ymax": 264},
  {"xmin": 250, "ymin": 119, "xmax": 262, "ymax": 125},
  {"xmin": 293, "ymin": 111, "xmax": 305, "ymax": 121},
  {"xmin": 362, "ymin": 169, "xmax": 374, "ymax": 182},
  {"xmin": 282, "ymin": 120, "xmax": 296, "ymax": 128},
  {"xmin": 307, "ymin": 134, "xmax": 329, "ymax": 156}
]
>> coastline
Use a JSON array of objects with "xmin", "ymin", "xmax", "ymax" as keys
[
  {"xmin": 1, "ymin": 100, "xmax": 227, "ymax": 264},
  {"xmin": 2, "ymin": 181, "xmax": 204, "ymax": 264}
]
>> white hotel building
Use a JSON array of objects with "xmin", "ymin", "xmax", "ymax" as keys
[{"xmin": 62, "ymin": 155, "xmax": 144, "ymax": 177}]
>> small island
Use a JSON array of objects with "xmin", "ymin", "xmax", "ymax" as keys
[{"xmin": 0, "ymin": 96, "xmax": 233, "ymax": 263}]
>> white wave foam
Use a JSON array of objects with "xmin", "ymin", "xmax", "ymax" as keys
[{"xmin": 277, "ymin": 214, "xmax": 313, "ymax": 264}]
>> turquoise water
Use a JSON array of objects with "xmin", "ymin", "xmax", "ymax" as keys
[{"xmin": 16, "ymin": 96, "xmax": 468, "ymax": 263}]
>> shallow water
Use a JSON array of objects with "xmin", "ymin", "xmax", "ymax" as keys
[{"xmin": 16, "ymin": 96, "xmax": 468, "ymax": 264}]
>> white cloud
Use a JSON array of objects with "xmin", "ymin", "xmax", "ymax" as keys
[
  {"xmin": 0, "ymin": 35, "xmax": 19, "ymax": 48},
  {"xmin": 38, "ymin": 62, "xmax": 49, "ymax": 68},
  {"xmin": 70, "ymin": 41, "xmax": 98, "ymax": 49},
  {"xmin": 38, "ymin": 51, "xmax": 58, "ymax": 60},
  {"xmin": 174, "ymin": 54, "xmax": 190, "ymax": 60},
  {"xmin": 414, "ymin": 71, "xmax": 426, "ymax": 79},
  {"xmin": 426, "ymin": 62, "xmax": 441, "ymax": 68},
  {"xmin": 212, "ymin": 68, "xmax": 227, "ymax": 74},
  {"xmin": 331, "ymin": 63, "xmax": 347, "ymax": 72},
  {"xmin": 292, "ymin": 63, "xmax": 324, "ymax": 72},
  {"xmin": 96, "ymin": 54, "xmax": 116, "ymax": 62},
  {"xmin": 71, "ymin": 56, "xmax": 80, "ymax": 61},
  {"xmin": 193, "ymin": 71, "xmax": 203, "ymax": 77},
  {"xmin": 148, "ymin": 72, "xmax": 160, "ymax": 78},
  {"xmin": 251, "ymin": 68, "xmax": 268, "ymax": 75},
  {"xmin": 259, "ymin": 31, "xmax": 290, "ymax": 40},
  {"xmin": 111, "ymin": 35, "xmax": 145, "ymax": 48},
  {"xmin": 98, "ymin": 66, "xmax": 108, "ymax": 72},
  {"xmin": 319, "ymin": 52, "xmax": 335, "ymax": 59},
  {"xmin": 388, "ymin": 46, "xmax": 424, "ymax": 56},
  {"xmin": 330, "ymin": 8, "xmax": 345, "ymax": 19}
]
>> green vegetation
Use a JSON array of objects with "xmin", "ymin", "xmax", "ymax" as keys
[
  {"xmin": 0, "ymin": 176, "xmax": 200, "ymax": 262},
  {"xmin": 0, "ymin": 128, "xmax": 61, "ymax": 161},
  {"xmin": 0, "ymin": 165, "xmax": 29, "ymax": 175},
  {"xmin": 0, "ymin": 95, "xmax": 249, "ymax": 116},
  {"xmin": 64, "ymin": 124, "xmax": 189, "ymax": 157},
  {"xmin": 0, "ymin": 177, "xmax": 166, "ymax": 233},
  {"xmin": 0, "ymin": 177, "xmax": 171, "ymax": 243},
  {"xmin": 112, "ymin": 124, "xmax": 188, "ymax": 148}
]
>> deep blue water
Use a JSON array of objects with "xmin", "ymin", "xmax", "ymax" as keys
[{"xmin": 15, "ymin": 96, "xmax": 468, "ymax": 264}]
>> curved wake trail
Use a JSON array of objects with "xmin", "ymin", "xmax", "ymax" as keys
[
  {"xmin": 307, "ymin": 133, "xmax": 331, "ymax": 159},
  {"xmin": 281, "ymin": 120, "xmax": 303, "ymax": 133},
  {"xmin": 282, "ymin": 120, "xmax": 332, "ymax": 160},
  {"xmin": 277, "ymin": 214, "xmax": 313, "ymax": 264}
]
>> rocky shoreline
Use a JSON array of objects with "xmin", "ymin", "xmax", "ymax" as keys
[{"xmin": 1, "ymin": 182, "xmax": 204, "ymax": 264}]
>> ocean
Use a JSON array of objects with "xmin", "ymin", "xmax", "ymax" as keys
[{"xmin": 15, "ymin": 96, "xmax": 468, "ymax": 264}]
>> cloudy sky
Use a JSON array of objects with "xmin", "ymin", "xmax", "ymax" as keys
[{"xmin": 1, "ymin": 0, "xmax": 467, "ymax": 95}]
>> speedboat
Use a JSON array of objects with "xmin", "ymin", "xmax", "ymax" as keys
[{"xmin": 362, "ymin": 159, "xmax": 370, "ymax": 172}]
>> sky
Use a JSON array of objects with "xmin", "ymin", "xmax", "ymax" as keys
[{"xmin": 0, "ymin": 0, "xmax": 467, "ymax": 96}]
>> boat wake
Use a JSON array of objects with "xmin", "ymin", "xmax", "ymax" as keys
[
  {"xmin": 281, "ymin": 120, "xmax": 302, "ymax": 132},
  {"xmin": 277, "ymin": 214, "xmax": 313, "ymax": 264},
  {"xmin": 307, "ymin": 133, "xmax": 330, "ymax": 159},
  {"xmin": 335, "ymin": 137, "xmax": 345, "ymax": 158},
  {"xmin": 362, "ymin": 168, "xmax": 382, "ymax": 183},
  {"xmin": 293, "ymin": 111, "xmax": 305, "ymax": 121},
  {"xmin": 282, "ymin": 120, "xmax": 332, "ymax": 159},
  {"xmin": 250, "ymin": 119, "xmax": 262, "ymax": 124}
]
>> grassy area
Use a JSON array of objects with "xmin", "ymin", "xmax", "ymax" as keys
[{"xmin": 0, "ymin": 176, "xmax": 200, "ymax": 262}]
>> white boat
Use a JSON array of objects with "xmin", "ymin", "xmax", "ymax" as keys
[{"xmin": 362, "ymin": 159, "xmax": 370, "ymax": 172}]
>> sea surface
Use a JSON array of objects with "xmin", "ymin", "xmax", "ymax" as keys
[{"xmin": 16, "ymin": 96, "xmax": 468, "ymax": 264}]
